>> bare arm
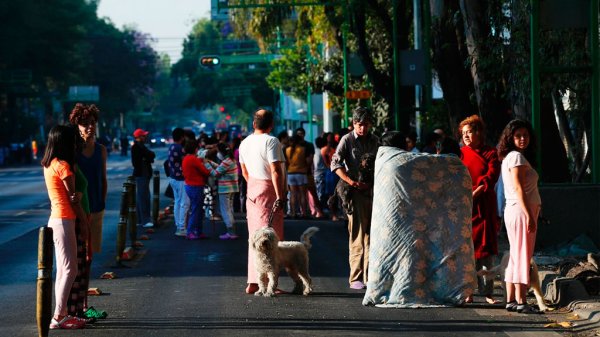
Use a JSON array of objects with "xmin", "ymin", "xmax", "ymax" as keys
[
  {"xmin": 334, "ymin": 167, "xmax": 368, "ymax": 190},
  {"xmin": 270, "ymin": 161, "xmax": 286, "ymax": 200},
  {"xmin": 62, "ymin": 174, "xmax": 89, "ymax": 236},
  {"xmin": 100, "ymin": 144, "xmax": 108, "ymax": 202},
  {"xmin": 510, "ymin": 165, "xmax": 535, "ymax": 233},
  {"xmin": 241, "ymin": 163, "xmax": 249, "ymax": 182}
]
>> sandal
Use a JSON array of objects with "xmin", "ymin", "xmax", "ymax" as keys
[
  {"xmin": 49, "ymin": 315, "xmax": 86, "ymax": 329},
  {"xmin": 464, "ymin": 295, "xmax": 473, "ymax": 303},
  {"xmin": 485, "ymin": 297, "xmax": 501, "ymax": 305},
  {"xmin": 84, "ymin": 306, "xmax": 108, "ymax": 319}
]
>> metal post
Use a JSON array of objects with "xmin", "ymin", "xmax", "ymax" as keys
[
  {"xmin": 36, "ymin": 227, "xmax": 53, "ymax": 337},
  {"xmin": 591, "ymin": 0, "xmax": 600, "ymax": 183},
  {"xmin": 152, "ymin": 170, "xmax": 160, "ymax": 225},
  {"xmin": 342, "ymin": 0, "xmax": 349, "ymax": 129},
  {"xmin": 307, "ymin": 47, "xmax": 313, "ymax": 141},
  {"xmin": 530, "ymin": 0, "xmax": 542, "ymax": 175},
  {"xmin": 422, "ymin": 0, "xmax": 432, "ymax": 140},
  {"xmin": 392, "ymin": 0, "xmax": 401, "ymax": 131},
  {"xmin": 126, "ymin": 176, "xmax": 137, "ymax": 247},
  {"xmin": 413, "ymin": 0, "xmax": 422, "ymax": 136},
  {"xmin": 115, "ymin": 183, "xmax": 129, "ymax": 266}
]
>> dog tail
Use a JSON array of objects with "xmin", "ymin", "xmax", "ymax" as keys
[{"xmin": 300, "ymin": 227, "xmax": 319, "ymax": 249}]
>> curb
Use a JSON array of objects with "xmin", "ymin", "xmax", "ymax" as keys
[{"xmin": 567, "ymin": 300, "xmax": 600, "ymax": 331}]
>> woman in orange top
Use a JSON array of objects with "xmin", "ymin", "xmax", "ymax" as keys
[
  {"xmin": 285, "ymin": 134, "xmax": 309, "ymax": 218},
  {"xmin": 42, "ymin": 125, "xmax": 90, "ymax": 330}
]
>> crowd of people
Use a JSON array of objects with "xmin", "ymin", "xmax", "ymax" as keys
[{"xmin": 41, "ymin": 103, "xmax": 542, "ymax": 329}]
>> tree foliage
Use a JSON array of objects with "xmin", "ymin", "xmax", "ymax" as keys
[{"xmin": 0, "ymin": 0, "xmax": 159, "ymax": 144}]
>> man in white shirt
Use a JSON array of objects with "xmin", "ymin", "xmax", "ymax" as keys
[{"xmin": 238, "ymin": 108, "xmax": 286, "ymax": 294}]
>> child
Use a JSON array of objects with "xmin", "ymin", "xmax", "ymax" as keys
[{"xmin": 206, "ymin": 143, "xmax": 240, "ymax": 240}]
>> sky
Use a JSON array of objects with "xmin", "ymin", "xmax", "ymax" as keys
[{"xmin": 96, "ymin": 0, "xmax": 212, "ymax": 63}]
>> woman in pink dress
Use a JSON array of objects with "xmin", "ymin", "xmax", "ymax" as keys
[{"xmin": 497, "ymin": 119, "xmax": 541, "ymax": 314}]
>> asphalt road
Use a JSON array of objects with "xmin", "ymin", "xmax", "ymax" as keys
[{"xmin": 0, "ymin": 149, "xmax": 573, "ymax": 337}]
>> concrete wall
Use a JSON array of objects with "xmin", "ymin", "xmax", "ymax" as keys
[{"xmin": 537, "ymin": 185, "xmax": 600, "ymax": 249}]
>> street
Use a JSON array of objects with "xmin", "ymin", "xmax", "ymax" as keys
[{"xmin": 0, "ymin": 149, "xmax": 570, "ymax": 336}]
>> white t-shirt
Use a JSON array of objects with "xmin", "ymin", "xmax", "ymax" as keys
[
  {"xmin": 501, "ymin": 151, "xmax": 541, "ymax": 207},
  {"xmin": 239, "ymin": 133, "xmax": 285, "ymax": 180}
]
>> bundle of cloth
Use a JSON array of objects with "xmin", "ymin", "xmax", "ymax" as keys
[{"xmin": 363, "ymin": 146, "xmax": 477, "ymax": 308}]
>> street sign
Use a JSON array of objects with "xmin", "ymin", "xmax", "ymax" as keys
[{"xmin": 345, "ymin": 90, "xmax": 371, "ymax": 100}]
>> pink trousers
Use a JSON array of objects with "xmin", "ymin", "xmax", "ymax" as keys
[
  {"xmin": 48, "ymin": 218, "xmax": 78, "ymax": 317},
  {"xmin": 504, "ymin": 204, "xmax": 540, "ymax": 285},
  {"xmin": 246, "ymin": 177, "xmax": 283, "ymax": 283}
]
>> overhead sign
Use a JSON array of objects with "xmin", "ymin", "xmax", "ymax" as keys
[
  {"xmin": 68, "ymin": 86, "xmax": 99, "ymax": 102},
  {"xmin": 345, "ymin": 90, "xmax": 372, "ymax": 100}
]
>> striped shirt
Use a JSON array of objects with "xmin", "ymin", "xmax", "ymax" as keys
[{"xmin": 205, "ymin": 157, "xmax": 239, "ymax": 194}]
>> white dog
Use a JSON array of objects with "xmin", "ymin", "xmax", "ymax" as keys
[
  {"xmin": 478, "ymin": 251, "xmax": 548, "ymax": 311},
  {"xmin": 250, "ymin": 226, "xmax": 319, "ymax": 297}
]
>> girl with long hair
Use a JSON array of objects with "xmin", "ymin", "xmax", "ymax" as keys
[
  {"xmin": 497, "ymin": 119, "xmax": 541, "ymax": 314},
  {"xmin": 41, "ymin": 125, "xmax": 90, "ymax": 329}
]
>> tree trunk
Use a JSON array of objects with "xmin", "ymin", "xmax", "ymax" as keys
[
  {"xmin": 430, "ymin": 0, "xmax": 476, "ymax": 133},
  {"xmin": 459, "ymin": 0, "xmax": 510, "ymax": 142}
]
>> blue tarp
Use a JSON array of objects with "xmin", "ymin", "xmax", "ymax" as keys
[{"xmin": 363, "ymin": 147, "xmax": 477, "ymax": 308}]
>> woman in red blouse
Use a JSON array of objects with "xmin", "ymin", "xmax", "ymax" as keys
[
  {"xmin": 459, "ymin": 115, "xmax": 501, "ymax": 304},
  {"xmin": 182, "ymin": 138, "xmax": 211, "ymax": 240}
]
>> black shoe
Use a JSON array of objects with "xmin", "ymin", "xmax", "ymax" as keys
[
  {"xmin": 505, "ymin": 301, "xmax": 518, "ymax": 312},
  {"xmin": 517, "ymin": 304, "xmax": 542, "ymax": 314}
]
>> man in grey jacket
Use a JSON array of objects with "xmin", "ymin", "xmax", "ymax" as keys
[{"xmin": 330, "ymin": 107, "xmax": 379, "ymax": 290}]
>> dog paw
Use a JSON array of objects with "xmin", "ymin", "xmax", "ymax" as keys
[
  {"xmin": 254, "ymin": 291, "xmax": 264, "ymax": 297},
  {"xmin": 264, "ymin": 291, "xmax": 276, "ymax": 297}
]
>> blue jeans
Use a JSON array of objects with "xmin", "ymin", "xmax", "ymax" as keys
[
  {"xmin": 169, "ymin": 178, "xmax": 189, "ymax": 230},
  {"xmin": 135, "ymin": 176, "xmax": 151, "ymax": 225},
  {"xmin": 219, "ymin": 192, "xmax": 236, "ymax": 234},
  {"xmin": 184, "ymin": 185, "xmax": 205, "ymax": 235}
]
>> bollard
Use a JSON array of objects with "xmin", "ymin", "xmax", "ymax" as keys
[
  {"xmin": 126, "ymin": 176, "xmax": 137, "ymax": 247},
  {"xmin": 115, "ymin": 183, "xmax": 129, "ymax": 266},
  {"xmin": 152, "ymin": 170, "xmax": 160, "ymax": 225},
  {"xmin": 36, "ymin": 227, "xmax": 53, "ymax": 337}
]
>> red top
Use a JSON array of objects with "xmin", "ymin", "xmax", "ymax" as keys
[
  {"xmin": 182, "ymin": 154, "xmax": 210, "ymax": 186},
  {"xmin": 460, "ymin": 144, "xmax": 500, "ymax": 259}
]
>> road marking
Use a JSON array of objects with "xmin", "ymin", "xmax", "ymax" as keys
[{"xmin": 15, "ymin": 211, "xmax": 27, "ymax": 216}]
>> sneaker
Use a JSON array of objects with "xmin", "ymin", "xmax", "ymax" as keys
[
  {"xmin": 174, "ymin": 228, "xmax": 187, "ymax": 237},
  {"xmin": 84, "ymin": 306, "xmax": 108, "ymax": 319},
  {"xmin": 186, "ymin": 233, "xmax": 199, "ymax": 240},
  {"xmin": 505, "ymin": 301, "xmax": 518, "ymax": 312},
  {"xmin": 143, "ymin": 222, "xmax": 154, "ymax": 228},
  {"xmin": 350, "ymin": 281, "xmax": 366, "ymax": 290},
  {"xmin": 219, "ymin": 233, "xmax": 239, "ymax": 240},
  {"xmin": 49, "ymin": 315, "xmax": 86, "ymax": 329},
  {"xmin": 517, "ymin": 304, "xmax": 542, "ymax": 314}
]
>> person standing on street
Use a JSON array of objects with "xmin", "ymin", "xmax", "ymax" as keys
[
  {"xmin": 131, "ymin": 128, "xmax": 155, "ymax": 228},
  {"xmin": 331, "ymin": 106, "xmax": 379, "ymax": 290},
  {"xmin": 69, "ymin": 103, "xmax": 109, "ymax": 320},
  {"xmin": 167, "ymin": 127, "xmax": 190, "ymax": 237},
  {"xmin": 459, "ymin": 115, "xmax": 501, "ymax": 304},
  {"xmin": 239, "ymin": 108, "xmax": 286, "ymax": 294},
  {"xmin": 42, "ymin": 125, "xmax": 89, "ymax": 329},
  {"xmin": 205, "ymin": 142, "xmax": 240, "ymax": 240},
  {"xmin": 497, "ymin": 119, "xmax": 542, "ymax": 314}
]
